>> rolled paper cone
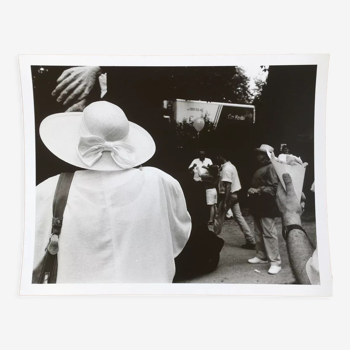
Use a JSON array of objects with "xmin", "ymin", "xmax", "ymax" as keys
[{"xmin": 270, "ymin": 153, "xmax": 306, "ymax": 202}]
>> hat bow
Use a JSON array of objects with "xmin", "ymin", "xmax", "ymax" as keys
[{"xmin": 77, "ymin": 135, "xmax": 136, "ymax": 169}]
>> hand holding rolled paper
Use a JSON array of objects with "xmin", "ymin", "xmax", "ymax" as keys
[{"xmin": 270, "ymin": 152, "xmax": 307, "ymax": 202}]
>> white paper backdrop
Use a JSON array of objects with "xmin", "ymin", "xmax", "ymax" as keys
[{"xmin": 1, "ymin": 1, "xmax": 348, "ymax": 349}]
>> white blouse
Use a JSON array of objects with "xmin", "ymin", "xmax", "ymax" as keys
[{"xmin": 34, "ymin": 167, "xmax": 191, "ymax": 283}]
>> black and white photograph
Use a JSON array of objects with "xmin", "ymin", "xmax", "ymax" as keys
[
  {"xmin": 19, "ymin": 55, "xmax": 331, "ymax": 295},
  {"xmin": 6, "ymin": 2, "xmax": 350, "ymax": 348}
]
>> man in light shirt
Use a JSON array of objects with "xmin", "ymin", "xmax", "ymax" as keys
[
  {"xmin": 188, "ymin": 151, "xmax": 213, "ymax": 182},
  {"xmin": 214, "ymin": 150, "xmax": 255, "ymax": 250}
]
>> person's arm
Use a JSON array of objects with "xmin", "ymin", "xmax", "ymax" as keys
[
  {"xmin": 220, "ymin": 166, "xmax": 232, "ymax": 210},
  {"xmin": 188, "ymin": 161, "xmax": 197, "ymax": 171},
  {"xmin": 258, "ymin": 166, "xmax": 279, "ymax": 196},
  {"xmin": 286, "ymin": 230, "xmax": 314, "ymax": 284},
  {"xmin": 223, "ymin": 181, "xmax": 231, "ymax": 211},
  {"xmin": 276, "ymin": 173, "xmax": 315, "ymax": 284},
  {"xmin": 200, "ymin": 173, "xmax": 214, "ymax": 184}
]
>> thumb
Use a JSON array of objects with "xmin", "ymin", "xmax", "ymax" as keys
[{"xmin": 282, "ymin": 173, "xmax": 294, "ymax": 195}]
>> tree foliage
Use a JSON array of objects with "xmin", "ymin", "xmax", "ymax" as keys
[
  {"xmin": 160, "ymin": 66, "xmax": 253, "ymax": 104},
  {"xmin": 164, "ymin": 66, "xmax": 253, "ymax": 149}
]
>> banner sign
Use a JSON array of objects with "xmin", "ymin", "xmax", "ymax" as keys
[{"xmin": 173, "ymin": 100, "xmax": 255, "ymax": 128}]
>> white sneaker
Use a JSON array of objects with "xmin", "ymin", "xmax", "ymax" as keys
[
  {"xmin": 268, "ymin": 265, "xmax": 282, "ymax": 275},
  {"xmin": 248, "ymin": 257, "xmax": 269, "ymax": 264}
]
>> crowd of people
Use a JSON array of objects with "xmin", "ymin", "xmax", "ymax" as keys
[
  {"xmin": 188, "ymin": 145, "xmax": 319, "ymax": 281},
  {"xmin": 32, "ymin": 65, "xmax": 319, "ymax": 285}
]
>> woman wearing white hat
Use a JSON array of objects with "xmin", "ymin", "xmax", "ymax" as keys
[{"xmin": 32, "ymin": 101, "xmax": 192, "ymax": 283}]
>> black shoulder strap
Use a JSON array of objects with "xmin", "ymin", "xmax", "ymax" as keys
[
  {"xmin": 32, "ymin": 172, "xmax": 74, "ymax": 284},
  {"xmin": 52, "ymin": 172, "xmax": 75, "ymax": 237}
]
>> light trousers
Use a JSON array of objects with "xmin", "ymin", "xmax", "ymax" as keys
[
  {"xmin": 215, "ymin": 193, "xmax": 255, "ymax": 244},
  {"xmin": 254, "ymin": 217, "xmax": 281, "ymax": 266}
]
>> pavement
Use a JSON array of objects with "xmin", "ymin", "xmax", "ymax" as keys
[{"xmin": 180, "ymin": 208, "xmax": 316, "ymax": 284}]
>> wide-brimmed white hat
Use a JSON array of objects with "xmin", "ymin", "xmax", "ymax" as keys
[
  {"xmin": 254, "ymin": 144, "xmax": 274, "ymax": 156},
  {"xmin": 40, "ymin": 101, "xmax": 156, "ymax": 171}
]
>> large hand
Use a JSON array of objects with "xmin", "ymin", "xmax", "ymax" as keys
[
  {"xmin": 52, "ymin": 66, "xmax": 101, "ymax": 107},
  {"xmin": 65, "ymin": 98, "xmax": 88, "ymax": 112},
  {"xmin": 276, "ymin": 173, "xmax": 302, "ymax": 226}
]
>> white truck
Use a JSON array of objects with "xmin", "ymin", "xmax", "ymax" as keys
[{"xmin": 164, "ymin": 99, "xmax": 255, "ymax": 128}]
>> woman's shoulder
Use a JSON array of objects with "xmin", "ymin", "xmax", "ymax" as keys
[
  {"xmin": 142, "ymin": 167, "xmax": 180, "ymax": 187},
  {"xmin": 36, "ymin": 174, "xmax": 60, "ymax": 202},
  {"xmin": 36, "ymin": 174, "xmax": 60, "ymax": 191},
  {"xmin": 143, "ymin": 166, "xmax": 176, "ymax": 179}
]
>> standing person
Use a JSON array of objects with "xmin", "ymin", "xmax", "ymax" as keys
[
  {"xmin": 32, "ymin": 101, "xmax": 192, "ymax": 283},
  {"xmin": 247, "ymin": 144, "xmax": 281, "ymax": 275},
  {"xmin": 187, "ymin": 150, "xmax": 212, "ymax": 222},
  {"xmin": 200, "ymin": 165, "xmax": 220, "ymax": 225},
  {"xmin": 33, "ymin": 68, "xmax": 224, "ymax": 282},
  {"xmin": 215, "ymin": 150, "xmax": 255, "ymax": 249},
  {"xmin": 188, "ymin": 151, "xmax": 212, "ymax": 182},
  {"xmin": 280, "ymin": 144, "xmax": 290, "ymax": 155}
]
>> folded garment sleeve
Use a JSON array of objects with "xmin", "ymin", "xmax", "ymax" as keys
[{"xmin": 162, "ymin": 175, "xmax": 192, "ymax": 258}]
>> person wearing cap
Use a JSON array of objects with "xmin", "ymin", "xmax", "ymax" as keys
[
  {"xmin": 33, "ymin": 101, "xmax": 192, "ymax": 283},
  {"xmin": 247, "ymin": 144, "xmax": 281, "ymax": 274}
]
